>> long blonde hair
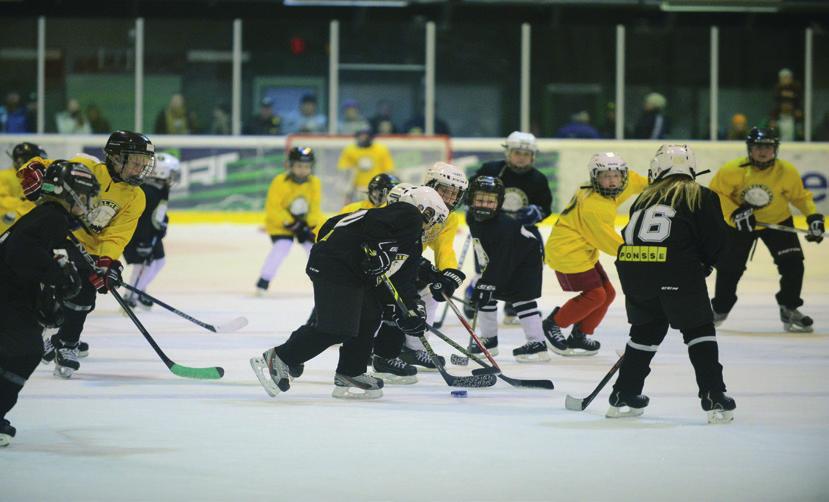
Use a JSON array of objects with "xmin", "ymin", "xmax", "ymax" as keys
[{"xmin": 634, "ymin": 176, "xmax": 702, "ymax": 211}]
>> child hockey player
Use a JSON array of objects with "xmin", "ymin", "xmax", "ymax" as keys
[
  {"xmin": 0, "ymin": 142, "xmax": 46, "ymax": 233},
  {"xmin": 255, "ymin": 146, "xmax": 322, "ymax": 296},
  {"xmin": 542, "ymin": 152, "xmax": 647, "ymax": 356}
]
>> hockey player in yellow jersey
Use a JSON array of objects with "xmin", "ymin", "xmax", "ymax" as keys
[
  {"xmin": 255, "ymin": 147, "xmax": 323, "ymax": 296},
  {"xmin": 337, "ymin": 129, "xmax": 395, "ymax": 204},
  {"xmin": 0, "ymin": 142, "xmax": 46, "ymax": 233},
  {"xmin": 35, "ymin": 131, "xmax": 155, "ymax": 378},
  {"xmin": 543, "ymin": 152, "xmax": 647, "ymax": 356},
  {"xmin": 710, "ymin": 127, "xmax": 824, "ymax": 332}
]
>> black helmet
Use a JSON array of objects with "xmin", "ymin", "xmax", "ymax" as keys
[
  {"xmin": 40, "ymin": 160, "xmax": 100, "ymax": 219},
  {"xmin": 367, "ymin": 173, "xmax": 400, "ymax": 206},
  {"xmin": 467, "ymin": 176, "xmax": 505, "ymax": 222},
  {"xmin": 104, "ymin": 130, "xmax": 155, "ymax": 185},
  {"xmin": 746, "ymin": 127, "xmax": 779, "ymax": 169},
  {"xmin": 288, "ymin": 146, "xmax": 315, "ymax": 164},
  {"xmin": 10, "ymin": 142, "xmax": 47, "ymax": 169}
]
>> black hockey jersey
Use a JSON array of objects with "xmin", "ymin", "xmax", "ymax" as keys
[
  {"xmin": 308, "ymin": 203, "xmax": 423, "ymax": 303},
  {"xmin": 616, "ymin": 186, "xmax": 728, "ymax": 296},
  {"xmin": 126, "ymin": 181, "xmax": 169, "ymax": 250},
  {"xmin": 468, "ymin": 212, "xmax": 544, "ymax": 302},
  {"xmin": 472, "ymin": 160, "xmax": 553, "ymax": 218}
]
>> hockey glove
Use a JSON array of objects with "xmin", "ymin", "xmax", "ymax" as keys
[
  {"xmin": 35, "ymin": 286, "xmax": 64, "ymax": 329},
  {"xmin": 806, "ymin": 213, "xmax": 825, "ymax": 243},
  {"xmin": 135, "ymin": 242, "xmax": 154, "ymax": 259},
  {"xmin": 296, "ymin": 223, "xmax": 316, "ymax": 244},
  {"xmin": 89, "ymin": 257, "xmax": 123, "ymax": 294},
  {"xmin": 395, "ymin": 301, "xmax": 427, "ymax": 337},
  {"xmin": 472, "ymin": 282, "xmax": 496, "ymax": 306},
  {"xmin": 429, "ymin": 268, "xmax": 466, "ymax": 302},
  {"xmin": 360, "ymin": 243, "xmax": 392, "ymax": 277},
  {"xmin": 17, "ymin": 161, "xmax": 45, "ymax": 201},
  {"xmin": 416, "ymin": 257, "xmax": 441, "ymax": 290},
  {"xmin": 730, "ymin": 205, "xmax": 756, "ymax": 233},
  {"xmin": 515, "ymin": 204, "xmax": 544, "ymax": 225},
  {"xmin": 53, "ymin": 253, "xmax": 82, "ymax": 301}
]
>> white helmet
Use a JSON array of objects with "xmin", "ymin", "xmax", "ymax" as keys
[
  {"xmin": 588, "ymin": 152, "xmax": 629, "ymax": 198},
  {"xmin": 396, "ymin": 185, "xmax": 449, "ymax": 230},
  {"xmin": 387, "ymin": 182, "xmax": 416, "ymax": 204},
  {"xmin": 504, "ymin": 131, "xmax": 538, "ymax": 153},
  {"xmin": 148, "ymin": 152, "xmax": 181, "ymax": 183},
  {"xmin": 648, "ymin": 144, "xmax": 697, "ymax": 183},
  {"xmin": 425, "ymin": 161, "xmax": 468, "ymax": 210}
]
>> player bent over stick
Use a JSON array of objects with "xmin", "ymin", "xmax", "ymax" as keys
[
  {"xmin": 543, "ymin": 153, "xmax": 646, "ymax": 357},
  {"xmin": 250, "ymin": 186, "xmax": 448, "ymax": 399},
  {"xmin": 608, "ymin": 144, "xmax": 736, "ymax": 424}
]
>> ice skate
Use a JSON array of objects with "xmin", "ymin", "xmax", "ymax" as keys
[
  {"xmin": 77, "ymin": 341, "xmax": 89, "ymax": 358},
  {"xmin": 701, "ymin": 391, "xmax": 736, "ymax": 424},
  {"xmin": 371, "ymin": 355, "xmax": 417, "ymax": 385},
  {"xmin": 249, "ymin": 347, "xmax": 291, "ymax": 397},
  {"xmin": 467, "ymin": 336, "xmax": 499, "ymax": 357},
  {"xmin": 503, "ymin": 302, "xmax": 519, "ymax": 325},
  {"xmin": 255, "ymin": 278, "xmax": 269, "ymax": 297},
  {"xmin": 542, "ymin": 309, "xmax": 569, "ymax": 356},
  {"xmin": 780, "ymin": 306, "xmax": 814, "ymax": 333},
  {"xmin": 288, "ymin": 363, "xmax": 304, "ymax": 379},
  {"xmin": 54, "ymin": 341, "xmax": 80, "ymax": 379},
  {"xmin": 564, "ymin": 326, "xmax": 600, "ymax": 357},
  {"xmin": 0, "ymin": 418, "xmax": 16, "ymax": 447},
  {"xmin": 41, "ymin": 334, "xmax": 56, "ymax": 365},
  {"xmin": 512, "ymin": 341, "xmax": 550, "ymax": 363},
  {"xmin": 606, "ymin": 390, "xmax": 649, "ymax": 418},
  {"xmin": 332, "ymin": 373, "xmax": 384, "ymax": 399},
  {"xmin": 400, "ymin": 345, "xmax": 445, "ymax": 372}
]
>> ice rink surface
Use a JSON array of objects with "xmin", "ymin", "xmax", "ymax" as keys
[{"xmin": 3, "ymin": 224, "xmax": 829, "ymax": 501}]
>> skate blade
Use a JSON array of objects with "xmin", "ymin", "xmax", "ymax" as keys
[
  {"xmin": 605, "ymin": 405, "xmax": 644, "ymax": 419},
  {"xmin": 0, "ymin": 434, "xmax": 11, "ymax": 447},
  {"xmin": 254, "ymin": 289, "xmax": 268, "ymax": 298},
  {"xmin": 371, "ymin": 372, "xmax": 417, "ymax": 385},
  {"xmin": 249, "ymin": 356, "xmax": 282, "ymax": 397},
  {"xmin": 550, "ymin": 346, "xmax": 599, "ymax": 357},
  {"xmin": 514, "ymin": 352, "xmax": 551, "ymax": 363},
  {"xmin": 783, "ymin": 323, "xmax": 814, "ymax": 333},
  {"xmin": 332, "ymin": 386, "xmax": 383, "ymax": 399},
  {"xmin": 707, "ymin": 409, "xmax": 734, "ymax": 424},
  {"xmin": 468, "ymin": 347, "xmax": 499, "ymax": 358},
  {"xmin": 77, "ymin": 350, "xmax": 89, "ymax": 359}
]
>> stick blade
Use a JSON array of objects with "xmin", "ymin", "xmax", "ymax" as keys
[
  {"xmin": 213, "ymin": 316, "xmax": 249, "ymax": 333},
  {"xmin": 471, "ymin": 366, "xmax": 500, "ymax": 376},
  {"xmin": 449, "ymin": 374, "xmax": 497, "ymax": 388},
  {"xmin": 565, "ymin": 394, "xmax": 587, "ymax": 411},
  {"xmin": 170, "ymin": 364, "xmax": 225, "ymax": 380}
]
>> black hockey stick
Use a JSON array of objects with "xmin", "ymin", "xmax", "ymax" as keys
[
  {"xmin": 433, "ymin": 232, "xmax": 472, "ymax": 329},
  {"xmin": 363, "ymin": 246, "xmax": 496, "ymax": 388},
  {"xmin": 564, "ymin": 353, "xmax": 625, "ymax": 411},
  {"xmin": 66, "ymin": 233, "xmax": 224, "ymax": 380},
  {"xmin": 119, "ymin": 283, "xmax": 248, "ymax": 333},
  {"xmin": 442, "ymin": 295, "xmax": 555, "ymax": 390}
]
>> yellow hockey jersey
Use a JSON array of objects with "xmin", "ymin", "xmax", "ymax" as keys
[
  {"xmin": 339, "ymin": 199, "xmax": 377, "ymax": 215},
  {"xmin": 264, "ymin": 173, "xmax": 323, "ymax": 237},
  {"xmin": 337, "ymin": 143, "xmax": 395, "ymax": 190},
  {"xmin": 0, "ymin": 167, "xmax": 34, "ymax": 233},
  {"xmin": 424, "ymin": 211, "xmax": 461, "ymax": 270},
  {"xmin": 546, "ymin": 171, "xmax": 648, "ymax": 274},
  {"xmin": 709, "ymin": 157, "xmax": 817, "ymax": 227}
]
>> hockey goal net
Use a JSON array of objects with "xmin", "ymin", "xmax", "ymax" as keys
[{"xmin": 286, "ymin": 134, "xmax": 452, "ymax": 212}]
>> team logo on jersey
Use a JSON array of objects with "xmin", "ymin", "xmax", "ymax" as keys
[
  {"xmin": 86, "ymin": 199, "xmax": 119, "ymax": 233},
  {"xmin": 289, "ymin": 196, "xmax": 309, "ymax": 219},
  {"xmin": 357, "ymin": 157, "xmax": 375, "ymax": 171},
  {"xmin": 740, "ymin": 184, "xmax": 773, "ymax": 208},
  {"xmin": 502, "ymin": 187, "xmax": 529, "ymax": 215}
]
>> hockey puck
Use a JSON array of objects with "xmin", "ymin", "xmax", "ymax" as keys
[{"xmin": 451, "ymin": 390, "xmax": 468, "ymax": 398}]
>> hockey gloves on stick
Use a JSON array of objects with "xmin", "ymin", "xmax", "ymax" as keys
[
  {"xmin": 360, "ymin": 242, "xmax": 392, "ymax": 277},
  {"xmin": 17, "ymin": 160, "xmax": 45, "ymax": 201},
  {"xmin": 806, "ymin": 214, "xmax": 825, "ymax": 243},
  {"xmin": 472, "ymin": 282, "xmax": 496, "ymax": 306},
  {"xmin": 89, "ymin": 256, "xmax": 123, "ymax": 294},
  {"xmin": 731, "ymin": 205, "xmax": 756, "ymax": 233},
  {"xmin": 394, "ymin": 301, "xmax": 427, "ymax": 337},
  {"xmin": 516, "ymin": 204, "xmax": 544, "ymax": 225},
  {"xmin": 429, "ymin": 268, "xmax": 466, "ymax": 302}
]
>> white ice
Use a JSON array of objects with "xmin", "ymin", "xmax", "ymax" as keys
[{"xmin": 3, "ymin": 224, "xmax": 829, "ymax": 501}]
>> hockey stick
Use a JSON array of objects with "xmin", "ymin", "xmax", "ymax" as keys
[
  {"xmin": 66, "ymin": 233, "xmax": 224, "ymax": 380},
  {"xmin": 442, "ymin": 295, "xmax": 555, "ymax": 390},
  {"xmin": 119, "ymin": 283, "xmax": 248, "ymax": 333},
  {"xmin": 433, "ymin": 232, "xmax": 472, "ymax": 329},
  {"xmin": 755, "ymin": 221, "xmax": 809, "ymax": 234},
  {"xmin": 363, "ymin": 245, "xmax": 496, "ymax": 388},
  {"xmin": 564, "ymin": 353, "xmax": 625, "ymax": 411}
]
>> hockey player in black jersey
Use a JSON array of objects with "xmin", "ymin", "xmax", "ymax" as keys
[
  {"xmin": 122, "ymin": 152, "xmax": 179, "ymax": 309},
  {"xmin": 466, "ymin": 176, "xmax": 549, "ymax": 362},
  {"xmin": 250, "ymin": 186, "xmax": 448, "ymax": 399},
  {"xmin": 0, "ymin": 161, "xmax": 99, "ymax": 446},
  {"xmin": 610, "ymin": 145, "xmax": 736, "ymax": 424},
  {"xmin": 466, "ymin": 131, "xmax": 553, "ymax": 323}
]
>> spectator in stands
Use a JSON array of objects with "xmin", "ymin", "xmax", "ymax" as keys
[
  {"xmin": 632, "ymin": 92, "xmax": 670, "ymax": 139},
  {"xmin": 404, "ymin": 102, "xmax": 451, "ymax": 136},
  {"xmin": 55, "ymin": 98, "xmax": 92, "ymax": 134},
  {"xmin": 774, "ymin": 68, "xmax": 803, "ymax": 119},
  {"xmin": 813, "ymin": 111, "xmax": 829, "ymax": 142},
  {"xmin": 339, "ymin": 100, "xmax": 370, "ymax": 135},
  {"xmin": 85, "ymin": 104, "xmax": 111, "ymax": 134},
  {"xmin": 244, "ymin": 97, "xmax": 281, "ymax": 135},
  {"xmin": 369, "ymin": 99, "xmax": 397, "ymax": 135},
  {"xmin": 554, "ymin": 110, "xmax": 600, "ymax": 139},
  {"xmin": 598, "ymin": 102, "xmax": 617, "ymax": 139},
  {"xmin": 210, "ymin": 103, "xmax": 232, "ymax": 135},
  {"xmin": 154, "ymin": 93, "xmax": 198, "ymax": 135},
  {"xmin": 726, "ymin": 113, "xmax": 749, "ymax": 140},
  {"xmin": 769, "ymin": 99, "xmax": 803, "ymax": 142},
  {"xmin": 0, "ymin": 91, "xmax": 29, "ymax": 133},
  {"xmin": 283, "ymin": 93, "xmax": 326, "ymax": 134}
]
